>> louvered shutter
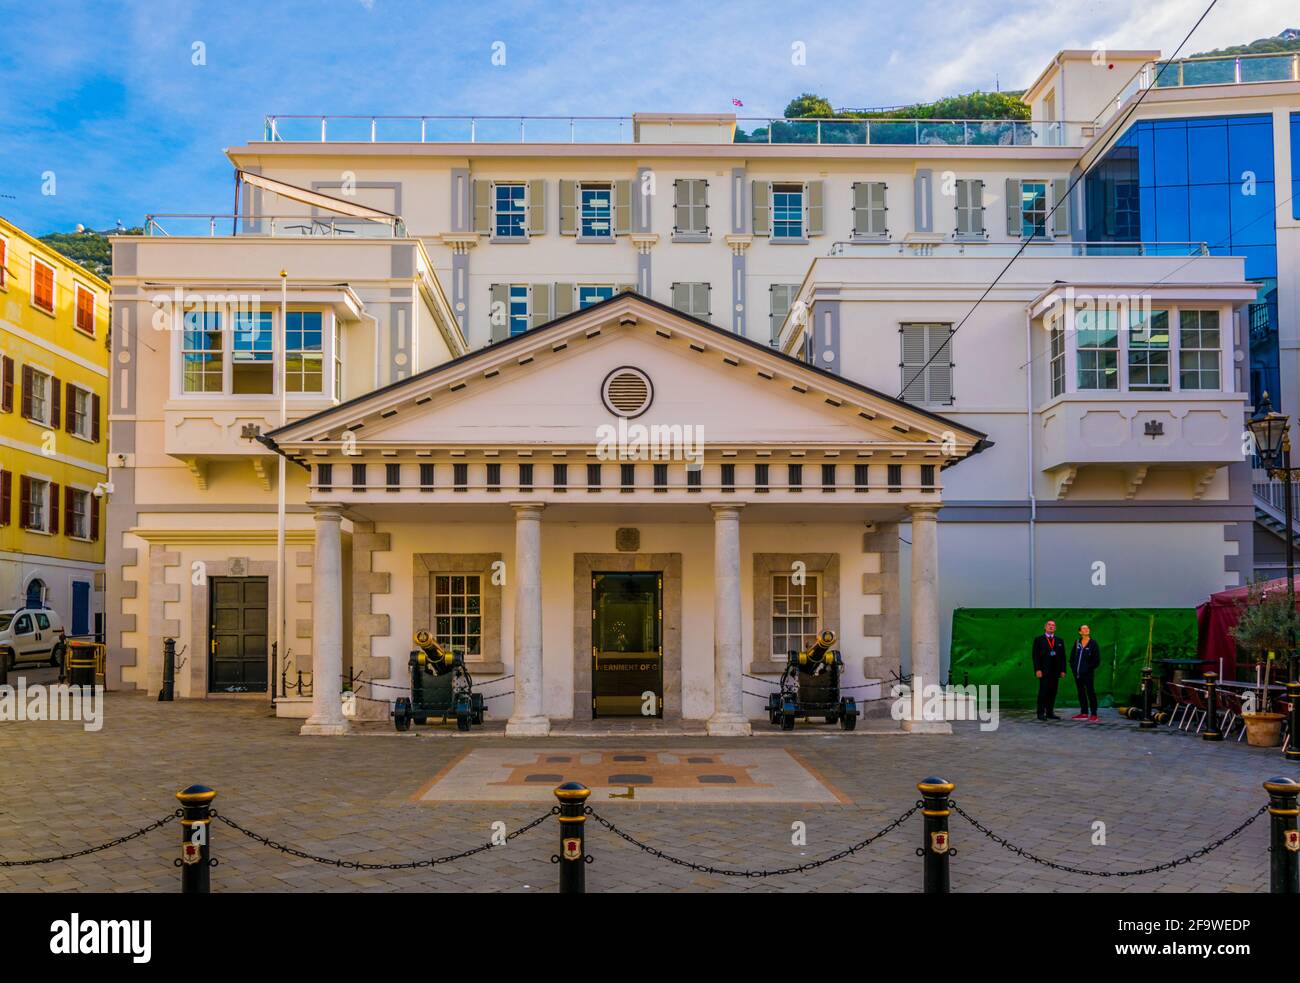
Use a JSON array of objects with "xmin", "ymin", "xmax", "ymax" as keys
[
  {"xmin": 528, "ymin": 179, "xmax": 546, "ymax": 234},
  {"xmin": 552, "ymin": 283, "xmax": 575, "ymax": 318},
  {"xmin": 614, "ymin": 180, "xmax": 632, "ymax": 234},
  {"xmin": 900, "ymin": 325, "xmax": 929, "ymax": 402},
  {"xmin": 1, "ymin": 356, "xmax": 13, "ymax": 412},
  {"xmin": 50, "ymin": 377, "xmax": 61, "ymax": 428},
  {"xmin": 90, "ymin": 494, "xmax": 100, "ymax": 542},
  {"xmin": 956, "ymin": 180, "xmax": 971, "ymax": 236},
  {"xmin": 64, "ymin": 485, "xmax": 74, "ymax": 537},
  {"xmin": 489, "ymin": 284, "xmax": 510, "ymax": 343},
  {"xmin": 558, "ymin": 180, "xmax": 576, "ymax": 235},
  {"xmin": 671, "ymin": 282, "xmax": 689, "ymax": 314},
  {"xmin": 1005, "ymin": 178, "xmax": 1021, "ymax": 237},
  {"xmin": 21, "ymin": 365, "xmax": 32, "ymax": 419},
  {"xmin": 530, "ymin": 283, "xmax": 552, "ymax": 329},
  {"xmin": 968, "ymin": 180, "xmax": 985, "ymax": 236},
  {"xmin": 1053, "ymin": 178, "xmax": 1070, "ymax": 236},
  {"xmin": 851, "ymin": 182, "xmax": 870, "ymax": 237},
  {"xmin": 751, "ymin": 180, "xmax": 770, "ymax": 235},
  {"xmin": 19, "ymin": 475, "xmax": 30, "ymax": 529},
  {"xmin": 48, "ymin": 483, "xmax": 59, "ymax": 535},
  {"xmin": 674, "ymin": 181, "xmax": 690, "ymax": 232},
  {"xmin": 770, "ymin": 284, "xmax": 794, "ymax": 341},
  {"xmin": 91, "ymin": 393, "xmax": 100, "ymax": 442},
  {"xmin": 0, "ymin": 470, "xmax": 10, "ymax": 526},
  {"xmin": 868, "ymin": 182, "xmax": 887, "ymax": 236},
  {"xmin": 695, "ymin": 283, "xmax": 711, "ymax": 319},
  {"xmin": 927, "ymin": 324, "xmax": 954, "ymax": 404},
  {"xmin": 472, "ymin": 180, "xmax": 490, "ymax": 234},
  {"xmin": 807, "ymin": 180, "xmax": 825, "ymax": 236},
  {"xmin": 64, "ymin": 382, "xmax": 74, "ymax": 433}
]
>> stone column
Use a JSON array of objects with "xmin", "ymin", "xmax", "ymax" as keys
[
  {"xmin": 301, "ymin": 504, "xmax": 349, "ymax": 736},
  {"xmin": 507, "ymin": 503, "xmax": 550, "ymax": 736},
  {"xmin": 904, "ymin": 504, "xmax": 950, "ymax": 734},
  {"xmin": 708, "ymin": 504, "xmax": 751, "ymax": 735}
]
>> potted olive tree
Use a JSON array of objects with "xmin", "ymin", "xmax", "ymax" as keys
[{"xmin": 1230, "ymin": 581, "xmax": 1300, "ymax": 747}]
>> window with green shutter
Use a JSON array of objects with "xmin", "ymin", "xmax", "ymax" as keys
[{"xmin": 900, "ymin": 323, "xmax": 954, "ymax": 405}]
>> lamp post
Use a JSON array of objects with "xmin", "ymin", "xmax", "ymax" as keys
[{"xmin": 1247, "ymin": 392, "xmax": 1300, "ymax": 762}]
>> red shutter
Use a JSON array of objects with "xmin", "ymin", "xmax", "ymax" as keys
[
  {"xmin": 18, "ymin": 475, "xmax": 31, "ymax": 529},
  {"xmin": 0, "ymin": 237, "xmax": 6, "ymax": 287},
  {"xmin": 0, "ymin": 356, "xmax": 12, "ymax": 412},
  {"xmin": 91, "ymin": 392, "xmax": 101, "ymax": 442},
  {"xmin": 20, "ymin": 364, "xmax": 32, "ymax": 419},
  {"xmin": 90, "ymin": 494, "xmax": 100, "ymax": 542},
  {"xmin": 48, "ymin": 482, "xmax": 59, "ymax": 535},
  {"xmin": 65, "ymin": 382, "xmax": 75, "ymax": 433},
  {"xmin": 50, "ymin": 377, "xmax": 61, "ymax": 428},
  {"xmin": 0, "ymin": 470, "xmax": 9, "ymax": 526},
  {"xmin": 64, "ymin": 485, "xmax": 74, "ymax": 537}
]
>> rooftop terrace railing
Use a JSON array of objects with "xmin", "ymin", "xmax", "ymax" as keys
[
  {"xmin": 144, "ymin": 214, "xmax": 407, "ymax": 238},
  {"xmin": 1097, "ymin": 50, "xmax": 1300, "ymax": 127},
  {"xmin": 827, "ymin": 240, "xmax": 1212, "ymax": 258},
  {"xmin": 260, "ymin": 114, "xmax": 1093, "ymax": 147}
]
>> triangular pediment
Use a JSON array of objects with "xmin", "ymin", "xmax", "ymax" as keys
[{"xmin": 268, "ymin": 294, "xmax": 986, "ymax": 462}]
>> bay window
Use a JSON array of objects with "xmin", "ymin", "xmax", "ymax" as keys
[
  {"xmin": 285, "ymin": 311, "xmax": 324, "ymax": 394},
  {"xmin": 1127, "ymin": 308, "xmax": 1170, "ymax": 392},
  {"xmin": 1075, "ymin": 308, "xmax": 1119, "ymax": 390},
  {"xmin": 182, "ymin": 311, "xmax": 224, "ymax": 393},
  {"xmin": 232, "ymin": 310, "xmax": 274, "ymax": 394},
  {"xmin": 1179, "ymin": 310, "xmax": 1221, "ymax": 391}
]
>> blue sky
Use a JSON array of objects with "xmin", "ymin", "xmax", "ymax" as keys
[{"xmin": 0, "ymin": 0, "xmax": 1290, "ymax": 235}]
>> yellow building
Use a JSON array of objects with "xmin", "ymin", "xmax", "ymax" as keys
[{"xmin": 0, "ymin": 216, "xmax": 109, "ymax": 638}]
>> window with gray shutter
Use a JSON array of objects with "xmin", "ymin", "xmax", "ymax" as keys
[
  {"xmin": 530, "ymin": 283, "xmax": 552, "ymax": 329},
  {"xmin": 852, "ymin": 182, "xmax": 888, "ymax": 238},
  {"xmin": 489, "ymin": 283, "xmax": 510, "ymax": 343},
  {"xmin": 558, "ymin": 180, "xmax": 577, "ymax": 235},
  {"xmin": 769, "ymin": 283, "xmax": 800, "ymax": 342},
  {"xmin": 806, "ymin": 180, "xmax": 825, "ymax": 236},
  {"xmin": 671, "ymin": 282, "xmax": 711, "ymax": 321},
  {"xmin": 528, "ymin": 179, "xmax": 546, "ymax": 235},
  {"xmin": 673, "ymin": 179, "xmax": 709, "ymax": 237},
  {"xmin": 900, "ymin": 323, "xmax": 954, "ymax": 405},
  {"xmin": 751, "ymin": 180, "xmax": 771, "ymax": 235},
  {"xmin": 955, "ymin": 179, "xmax": 986, "ymax": 238},
  {"xmin": 472, "ymin": 179, "xmax": 490, "ymax": 235},
  {"xmin": 1053, "ymin": 178, "xmax": 1070, "ymax": 237}
]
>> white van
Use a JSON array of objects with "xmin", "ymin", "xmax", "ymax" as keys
[{"xmin": 0, "ymin": 607, "xmax": 67, "ymax": 670}]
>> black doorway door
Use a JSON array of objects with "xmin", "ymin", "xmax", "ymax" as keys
[
  {"xmin": 592, "ymin": 572, "xmax": 662, "ymax": 718},
  {"xmin": 209, "ymin": 577, "xmax": 268, "ymax": 693}
]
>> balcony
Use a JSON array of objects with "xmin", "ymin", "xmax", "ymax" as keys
[
  {"xmin": 145, "ymin": 213, "xmax": 406, "ymax": 238},
  {"xmin": 1097, "ymin": 50, "xmax": 1300, "ymax": 126},
  {"xmin": 259, "ymin": 114, "xmax": 1092, "ymax": 148}
]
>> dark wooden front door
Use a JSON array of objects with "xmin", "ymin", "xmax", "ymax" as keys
[
  {"xmin": 592, "ymin": 572, "xmax": 662, "ymax": 718},
  {"xmin": 209, "ymin": 577, "xmax": 268, "ymax": 693}
]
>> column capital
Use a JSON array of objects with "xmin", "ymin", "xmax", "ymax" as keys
[
  {"xmin": 709, "ymin": 503, "xmax": 745, "ymax": 518},
  {"xmin": 511, "ymin": 502, "xmax": 546, "ymax": 518},
  {"xmin": 310, "ymin": 503, "xmax": 346, "ymax": 521},
  {"xmin": 907, "ymin": 503, "xmax": 941, "ymax": 519}
]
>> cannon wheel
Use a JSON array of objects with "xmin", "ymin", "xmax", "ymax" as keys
[
  {"xmin": 839, "ymin": 712, "xmax": 857, "ymax": 732},
  {"xmin": 780, "ymin": 712, "xmax": 795, "ymax": 731},
  {"xmin": 456, "ymin": 713, "xmax": 471, "ymax": 732},
  {"xmin": 393, "ymin": 698, "xmax": 412, "ymax": 732}
]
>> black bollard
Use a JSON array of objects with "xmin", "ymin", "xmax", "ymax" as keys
[
  {"xmin": 1203, "ymin": 672, "xmax": 1222, "ymax": 741},
  {"xmin": 1264, "ymin": 777, "xmax": 1300, "ymax": 894},
  {"xmin": 176, "ymin": 785, "xmax": 216, "ymax": 893},
  {"xmin": 159, "ymin": 638, "xmax": 175, "ymax": 702},
  {"xmin": 917, "ymin": 777, "xmax": 953, "ymax": 894},
  {"xmin": 1287, "ymin": 676, "xmax": 1300, "ymax": 763},
  {"xmin": 553, "ymin": 782, "xmax": 590, "ymax": 894},
  {"xmin": 1139, "ymin": 666, "xmax": 1157, "ymax": 729}
]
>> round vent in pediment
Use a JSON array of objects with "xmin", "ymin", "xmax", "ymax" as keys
[{"xmin": 601, "ymin": 366, "xmax": 653, "ymax": 418}]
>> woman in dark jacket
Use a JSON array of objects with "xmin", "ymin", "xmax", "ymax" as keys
[{"xmin": 1071, "ymin": 625, "xmax": 1102, "ymax": 721}]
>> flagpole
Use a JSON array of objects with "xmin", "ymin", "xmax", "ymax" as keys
[{"xmin": 275, "ymin": 269, "xmax": 288, "ymax": 707}]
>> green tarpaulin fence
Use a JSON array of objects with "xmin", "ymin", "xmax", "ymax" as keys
[{"xmin": 948, "ymin": 608, "xmax": 1199, "ymax": 709}]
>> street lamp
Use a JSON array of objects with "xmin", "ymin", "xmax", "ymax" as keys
[{"xmin": 1247, "ymin": 391, "xmax": 1299, "ymax": 762}]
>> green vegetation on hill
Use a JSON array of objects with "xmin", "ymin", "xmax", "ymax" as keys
[
  {"xmin": 1189, "ymin": 30, "xmax": 1300, "ymax": 58},
  {"xmin": 38, "ymin": 226, "xmax": 142, "ymax": 280}
]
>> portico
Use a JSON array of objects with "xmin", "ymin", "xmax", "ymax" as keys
[{"xmin": 265, "ymin": 293, "xmax": 986, "ymax": 734}]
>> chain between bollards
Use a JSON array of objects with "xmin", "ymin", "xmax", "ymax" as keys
[
  {"xmin": 552, "ymin": 782, "xmax": 591, "ymax": 893},
  {"xmin": 175, "ymin": 784, "xmax": 216, "ymax": 893},
  {"xmin": 1265, "ymin": 777, "xmax": 1300, "ymax": 893},
  {"xmin": 917, "ymin": 776, "xmax": 953, "ymax": 894}
]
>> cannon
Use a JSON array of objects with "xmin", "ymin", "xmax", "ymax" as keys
[
  {"xmin": 391, "ymin": 630, "xmax": 486, "ymax": 732},
  {"xmin": 765, "ymin": 629, "xmax": 859, "ymax": 731}
]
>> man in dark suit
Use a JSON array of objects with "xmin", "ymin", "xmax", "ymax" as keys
[{"xmin": 1031, "ymin": 619, "xmax": 1068, "ymax": 720}]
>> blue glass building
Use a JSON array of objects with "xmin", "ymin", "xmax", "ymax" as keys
[{"xmin": 1086, "ymin": 113, "xmax": 1280, "ymax": 406}]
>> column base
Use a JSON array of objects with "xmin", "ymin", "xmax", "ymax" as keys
[
  {"xmin": 902, "ymin": 719, "xmax": 953, "ymax": 735},
  {"xmin": 706, "ymin": 712, "xmax": 752, "ymax": 737},
  {"xmin": 506, "ymin": 715, "xmax": 552, "ymax": 737},
  {"xmin": 299, "ymin": 716, "xmax": 351, "ymax": 736}
]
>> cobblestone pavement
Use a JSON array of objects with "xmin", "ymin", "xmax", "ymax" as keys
[{"xmin": 0, "ymin": 687, "xmax": 1283, "ymax": 893}]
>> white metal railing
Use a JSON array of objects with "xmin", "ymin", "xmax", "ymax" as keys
[
  {"xmin": 1255, "ymin": 479, "xmax": 1300, "ymax": 517},
  {"xmin": 1097, "ymin": 50, "xmax": 1300, "ymax": 127},
  {"xmin": 260, "ymin": 114, "xmax": 1093, "ymax": 148},
  {"xmin": 144, "ymin": 214, "xmax": 406, "ymax": 238},
  {"xmin": 827, "ymin": 240, "xmax": 1211, "ymax": 258}
]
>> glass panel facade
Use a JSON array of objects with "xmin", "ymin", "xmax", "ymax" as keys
[{"xmin": 1086, "ymin": 113, "xmax": 1278, "ymax": 405}]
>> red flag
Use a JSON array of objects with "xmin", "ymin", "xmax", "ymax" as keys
[{"xmin": 731, "ymin": 98, "xmax": 744, "ymax": 107}]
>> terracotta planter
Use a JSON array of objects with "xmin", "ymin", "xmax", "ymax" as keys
[{"xmin": 1243, "ymin": 711, "xmax": 1285, "ymax": 748}]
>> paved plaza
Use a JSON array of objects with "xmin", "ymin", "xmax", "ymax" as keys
[{"xmin": 0, "ymin": 678, "xmax": 1283, "ymax": 893}]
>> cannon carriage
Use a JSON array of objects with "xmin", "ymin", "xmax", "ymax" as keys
[
  {"xmin": 391, "ymin": 630, "xmax": 486, "ymax": 732},
  {"xmin": 765, "ymin": 628, "xmax": 859, "ymax": 731}
]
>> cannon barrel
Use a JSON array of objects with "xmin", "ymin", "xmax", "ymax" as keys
[
  {"xmin": 792, "ymin": 629, "xmax": 838, "ymax": 670},
  {"xmin": 412, "ymin": 630, "xmax": 459, "ymax": 675}
]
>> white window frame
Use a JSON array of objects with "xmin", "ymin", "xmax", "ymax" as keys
[
  {"xmin": 1017, "ymin": 180, "xmax": 1048, "ymax": 239},
  {"xmin": 771, "ymin": 183, "xmax": 806, "ymax": 241},
  {"xmin": 27, "ymin": 366, "xmax": 52, "ymax": 425},
  {"xmin": 73, "ymin": 282, "xmax": 96, "ymax": 337},
  {"xmin": 179, "ymin": 308, "xmax": 225, "ymax": 395},
  {"xmin": 1126, "ymin": 307, "xmax": 1172, "ymax": 393},
  {"xmin": 578, "ymin": 182, "xmax": 614, "ymax": 240},
  {"xmin": 31, "ymin": 257, "xmax": 56, "ymax": 314},
  {"xmin": 771, "ymin": 572, "xmax": 821, "ymax": 657},
  {"xmin": 26, "ymin": 476, "xmax": 50, "ymax": 533},
  {"xmin": 284, "ymin": 310, "xmax": 326, "ymax": 395},
  {"xmin": 491, "ymin": 181, "xmax": 529, "ymax": 241},
  {"xmin": 333, "ymin": 317, "xmax": 343, "ymax": 402},
  {"xmin": 68, "ymin": 383, "xmax": 94, "ymax": 440},
  {"xmin": 431, "ymin": 572, "xmax": 483, "ymax": 658},
  {"xmin": 1178, "ymin": 309, "xmax": 1223, "ymax": 392}
]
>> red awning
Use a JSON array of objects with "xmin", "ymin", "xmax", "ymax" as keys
[{"xmin": 1196, "ymin": 577, "xmax": 1297, "ymax": 681}]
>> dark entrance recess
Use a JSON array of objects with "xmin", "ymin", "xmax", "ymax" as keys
[
  {"xmin": 209, "ymin": 576, "xmax": 269, "ymax": 693},
  {"xmin": 591, "ymin": 571, "xmax": 662, "ymax": 718}
]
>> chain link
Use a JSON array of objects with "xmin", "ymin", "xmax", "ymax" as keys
[
  {"xmin": 949, "ymin": 800, "xmax": 1268, "ymax": 877},
  {"xmin": 0, "ymin": 811, "xmax": 180, "ymax": 867},
  {"xmin": 211, "ymin": 808, "xmax": 555, "ymax": 870},
  {"xmin": 586, "ymin": 803, "xmax": 919, "ymax": 877}
]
